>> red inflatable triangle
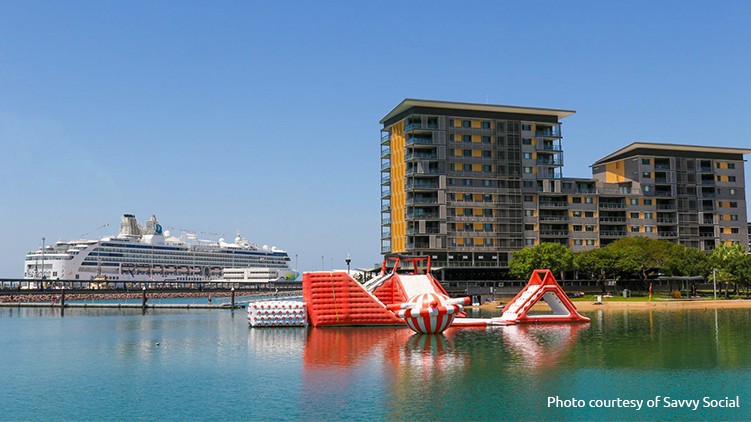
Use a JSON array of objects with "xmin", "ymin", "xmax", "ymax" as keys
[{"xmin": 499, "ymin": 270, "xmax": 590, "ymax": 324}]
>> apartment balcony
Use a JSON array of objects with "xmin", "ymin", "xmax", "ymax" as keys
[
  {"xmin": 381, "ymin": 162, "xmax": 390, "ymax": 171},
  {"xmin": 405, "ymin": 123, "xmax": 438, "ymax": 132},
  {"xmin": 405, "ymin": 181, "xmax": 438, "ymax": 190},
  {"xmin": 599, "ymin": 203, "xmax": 626, "ymax": 209},
  {"xmin": 538, "ymin": 201, "xmax": 568, "ymax": 208},
  {"xmin": 655, "ymin": 164, "xmax": 671, "ymax": 170},
  {"xmin": 406, "ymin": 212, "xmax": 440, "ymax": 220},
  {"xmin": 699, "ymin": 179, "xmax": 715, "ymax": 185},
  {"xmin": 699, "ymin": 232, "xmax": 717, "ymax": 238},
  {"xmin": 381, "ymin": 188, "xmax": 391, "ymax": 198},
  {"xmin": 539, "ymin": 216, "xmax": 570, "ymax": 222},
  {"xmin": 658, "ymin": 232, "xmax": 678, "ymax": 238},
  {"xmin": 699, "ymin": 166, "xmax": 712, "ymax": 172},
  {"xmin": 601, "ymin": 231, "xmax": 627, "ymax": 238},
  {"xmin": 405, "ymin": 152, "xmax": 438, "ymax": 161},
  {"xmin": 406, "ymin": 168, "xmax": 440, "ymax": 176},
  {"xmin": 657, "ymin": 218, "xmax": 678, "ymax": 224},
  {"xmin": 540, "ymin": 230, "xmax": 569, "ymax": 237},
  {"xmin": 536, "ymin": 142, "xmax": 563, "ymax": 152},
  {"xmin": 654, "ymin": 191, "xmax": 674, "ymax": 197},
  {"xmin": 381, "ymin": 174, "xmax": 390, "ymax": 184},
  {"xmin": 405, "ymin": 136, "xmax": 434, "ymax": 146},
  {"xmin": 536, "ymin": 158, "xmax": 563, "ymax": 166},
  {"xmin": 654, "ymin": 178, "xmax": 670, "ymax": 184},
  {"xmin": 599, "ymin": 217, "xmax": 627, "ymax": 223},
  {"xmin": 406, "ymin": 198, "xmax": 438, "ymax": 205},
  {"xmin": 381, "ymin": 203, "xmax": 390, "ymax": 212},
  {"xmin": 656, "ymin": 204, "xmax": 677, "ymax": 210},
  {"xmin": 535, "ymin": 127, "xmax": 561, "ymax": 138}
]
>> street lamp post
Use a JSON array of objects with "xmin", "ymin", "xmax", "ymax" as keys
[
  {"xmin": 346, "ymin": 254, "xmax": 351, "ymax": 275},
  {"xmin": 41, "ymin": 237, "xmax": 46, "ymax": 290}
]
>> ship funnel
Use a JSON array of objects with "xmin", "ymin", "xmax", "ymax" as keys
[{"xmin": 119, "ymin": 214, "xmax": 142, "ymax": 236}]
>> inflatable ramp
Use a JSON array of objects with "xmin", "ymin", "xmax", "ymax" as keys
[
  {"xmin": 498, "ymin": 270, "xmax": 589, "ymax": 325},
  {"xmin": 303, "ymin": 271, "xmax": 403, "ymax": 326},
  {"xmin": 303, "ymin": 255, "xmax": 457, "ymax": 327}
]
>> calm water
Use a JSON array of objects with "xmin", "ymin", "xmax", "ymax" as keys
[{"xmin": 1, "ymin": 306, "xmax": 749, "ymax": 421}]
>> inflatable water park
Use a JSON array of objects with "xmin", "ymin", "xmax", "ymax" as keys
[{"xmin": 248, "ymin": 254, "xmax": 589, "ymax": 333}]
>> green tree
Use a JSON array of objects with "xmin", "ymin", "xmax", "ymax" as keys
[
  {"xmin": 574, "ymin": 247, "xmax": 617, "ymax": 293},
  {"xmin": 509, "ymin": 242, "xmax": 575, "ymax": 280},
  {"xmin": 606, "ymin": 237, "xmax": 674, "ymax": 288},
  {"xmin": 711, "ymin": 243, "xmax": 749, "ymax": 296},
  {"xmin": 662, "ymin": 243, "xmax": 711, "ymax": 295}
]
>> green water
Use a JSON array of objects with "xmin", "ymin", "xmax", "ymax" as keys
[{"xmin": 0, "ymin": 307, "xmax": 749, "ymax": 421}]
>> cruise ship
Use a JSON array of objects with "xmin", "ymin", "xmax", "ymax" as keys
[{"xmin": 23, "ymin": 214, "xmax": 296, "ymax": 283}]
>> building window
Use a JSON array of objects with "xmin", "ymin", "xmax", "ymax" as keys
[
  {"xmin": 462, "ymin": 120, "xmax": 471, "ymax": 128},
  {"xmin": 585, "ymin": 225, "xmax": 595, "ymax": 232},
  {"xmin": 463, "ymin": 193, "xmax": 472, "ymax": 201},
  {"xmin": 523, "ymin": 181, "xmax": 534, "ymax": 188},
  {"xmin": 482, "ymin": 180, "xmax": 492, "ymax": 187},
  {"xmin": 463, "ymin": 149, "xmax": 472, "ymax": 157},
  {"xmin": 574, "ymin": 239, "xmax": 583, "ymax": 246},
  {"xmin": 644, "ymin": 185, "xmax": 652, "ymax": 193},
  {"xmin": 483, "ymin": 194, "xmax": 492, "ymax": 202},
  {"xmin": 573, "ymin": 225, "xmax": 582, "ymax": 231},
  {"xmin": 584, "ymin": 197, "xmax": 594, "ymax": 204},
  {"xmin": 525, "ymin": 224, "xmax": 535, "ymax": 231},
  {"xmin": 482, "ymin": 135, "xmax": 491, "ymax": 143},
  {"xmin": 729, "ymin": 176, "xmax": 736, "ymax": 182},
  {"xmin": 521, "ymin": 124, "xmax": 532, "ymax": 131},
  {"xmin": 585, "ymin": 211, "xmax": 594, "ymax": 218},
  {"xmin": 730, "ymin": 215, "xmax": 738, "ymax": 221},
  {"xmin": 644, "ymin": 199, "xmax": 652, "ymax": 206},
  {"xmin": 631, "ymin": 226, "xmax": 640, "ymax": 232},
  {"xmin": 523, "ymin": 152, "xmax": 532, "ymax": 159},
  {"xmin": 482, "ymin": 121, "xmax": 491, "ymax": 129},
  {"xmin": 522, "ymin": 138, "xmax": 532, "ymax": 145},
  {"xmin": 630, "ymin": 199, "xmax": 638, "ymax": 205},
  {"xmin": 731, "ymin": 227, "xmax": 739, "ymax": 234},
  {"xmin": 449, "ymin": 120, "xmax": 455, "ymax": 128},
  {"xmin": 449, "ymin": 134, "xmax": 456, "ymax": 141},
  {"xmin": 448, "ymin": 178, "xmax": 455, "ymax": 186},
  {"xmin": 642, "ymin": 158, "xmax": 650, "ymax": 165},
  {"xmin": 642, "ymin": 172, "xmax": 651, "ymax": 178},
  {"xmin": 523, "ymin": 167, "xmax": 533, "ymax": 174},
  {"xmin": 524, "ymin": 195, "xmax": 534, "ymax": 202},
  {"xmin": 572, "ymin": 197, "xmax": 582, "ymax": 204},
  {"xmin": 463, "ymin": 164, "xmax": 472, "ymax": 171},
  {"xmin": 572, "ymin": 211, "xmax": 582, "ymax": 217},
  {"xmin": 484, "ymin": 209, "xmax": 493, "ymax": 217},
  {"xmin": 482, "ymin": 150, "xmax": 491, "ymax": 158},
  {"xmin": 497, "ymin": 122, "xmax": 505, "ymax": 131},
  {"xmin": 730, "ymin": 188, "xmax": 736, "ymax": 195},
  {"xmin": 646, "ymin": 226, "xmax": 655, "ymax": 233},
  {"xmin": 586, "ymin": 239, "xmax": 596, "ymax": 246},
  {"xmin": 524, "ymin": 210, "xmax": 535, "ymax": 217},
  {"xmin": 728, "ymin": 163, "xmax": 736, "ymax": 169},
  {"xmin": 730, "ymin": 202, "xmax": 738, "ymax": 208},
  {"xmin": 462, "ymin": 135, "xmax": 471, "ymax": 142},
  {"xmin": 483, "ymin": 165, "xmax": 492, "ymax": 172},
  {"xmin": 464, "ymin": 209, "xmax": 472, "ymax": 216},
  {"xmin": 525, "ymin": 238, "xmax": 535, "ymax": 246},
  {"xmin": 644, "ymin": 212, "xmax": 653, "ymax": 219},
  {"xmin": 630, "ymin": 212, "xmax": 639, "ymax": 219}
]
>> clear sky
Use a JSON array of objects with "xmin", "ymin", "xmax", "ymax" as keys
[{"xmin": 1, "ymin": 1, "xmax": 750, "ymax": 277}]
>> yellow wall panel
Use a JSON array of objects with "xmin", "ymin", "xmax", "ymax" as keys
[
  {"xmin": 472, "ymin": 120, "xmax": 481, "ymax": 128},
  {"xmin": 605, "ymin": 160, "xmax": 625, "ymax": 183},
  {"xmin": 472, "ymin": 149, "xmax": 482, "ymax": 157},
  {"xmin": 389, "ymin": 121, "xmax": 406, "ymax": 252}
]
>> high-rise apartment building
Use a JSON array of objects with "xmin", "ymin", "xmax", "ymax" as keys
[{"xmin": 380, "ymin": 99, "xmax": 750, "ymax": 281}]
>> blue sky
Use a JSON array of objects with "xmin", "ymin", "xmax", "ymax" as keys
[{"xmin": 1, "ymin": 1, "xmax": 750, "ymax": 277}]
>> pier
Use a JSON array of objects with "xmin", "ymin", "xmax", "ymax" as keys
[{"xmin": 0, "ymin": 278, "xmax": 302, "ymax": 309}]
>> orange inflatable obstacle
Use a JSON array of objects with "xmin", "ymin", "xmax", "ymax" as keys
[
  {"xmin": 303, "ymin": 254, "xmax": 469, "ymax": 330},
  {"xmin": 496, "ymin": 269, "xmax": 590, "ymax": 325}
]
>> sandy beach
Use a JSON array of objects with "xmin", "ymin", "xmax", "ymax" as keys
[{"xmin": 476, "ymin": 298, "xmax": 751, "ymax": 313}]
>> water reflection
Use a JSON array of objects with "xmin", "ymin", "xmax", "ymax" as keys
[{"xmin": 499, "ymin": 324, "xmax": 587, "ymax": 371}]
